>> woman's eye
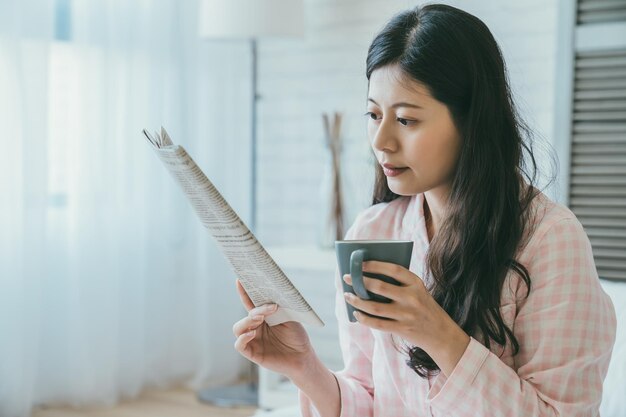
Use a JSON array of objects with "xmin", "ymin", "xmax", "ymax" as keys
[
  {"xmin": 363, "ymin": 112, "xmax": 416, "ymax": 126},
  {"xmin": 363, "ymin": 111, "xmax": 379, "ymax": 121}
]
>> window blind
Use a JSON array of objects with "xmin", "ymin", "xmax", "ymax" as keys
[
  {"xmin": 569, "ymin": 47, "xmax": 626, "ymax": 281},
  {"xmin": 577, "ymin": 0, "xmax": 626, "ymax": 24}
]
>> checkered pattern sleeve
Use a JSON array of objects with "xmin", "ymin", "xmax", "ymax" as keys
[{"xmin": 425, "ymin": 217, "xmax": 617, "ymax": 417}]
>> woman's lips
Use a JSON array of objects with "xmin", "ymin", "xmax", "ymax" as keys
[{"xmin": 382, "ymin": 166, "xmax": 408, "ymax": 177}]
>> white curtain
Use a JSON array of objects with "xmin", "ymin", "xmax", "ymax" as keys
[{"xmin": 0, "ymin": 1, "xmax": 253, "ymax": 415}]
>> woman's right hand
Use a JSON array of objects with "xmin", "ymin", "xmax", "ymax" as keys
[{"xmin": 233, "ymin": 279, "xmax": 317, "ymax": 379}]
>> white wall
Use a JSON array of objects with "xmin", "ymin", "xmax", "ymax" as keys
[{"xmin": 256, "ymin": 0, "xmax": 564, "ymax": 246}]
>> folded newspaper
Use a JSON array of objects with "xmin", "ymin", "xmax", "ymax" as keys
[{"xmin": 143, "ymin": 127, "xmax": 324, "ymax": 328}]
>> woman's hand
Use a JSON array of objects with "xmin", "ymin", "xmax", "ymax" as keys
[
  {"xmin": 343, "ymin": 261, "xmax": 470, "ymax": 376},
  {"xmin": 232, "ymin": 279, "xmax": 317, "ymax": 379}
]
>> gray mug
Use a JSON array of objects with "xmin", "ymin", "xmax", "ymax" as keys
[{"xmin": 335, "ymin": 240, "xmax": 414, "ymax": 322}]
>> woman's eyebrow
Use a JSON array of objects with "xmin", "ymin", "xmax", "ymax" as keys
[{"xmin": 367, "ymin": 97, "xmax": 422, "ymax": 109}]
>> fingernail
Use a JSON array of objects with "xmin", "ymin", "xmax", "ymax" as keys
[
  {"xmin": 246, "ymin": 330, "xmax": 255, "ymax": 337},
  {"xmin": 252, "ymin": 315, "xmax": 263, "ymax": 321},
  {"xmin": 265, "ymin": 304, "xmax": 278, "ymax": 311},
  {"xmin": 344, "ymin": 292, "xmax": 353, "ymax": 299}
]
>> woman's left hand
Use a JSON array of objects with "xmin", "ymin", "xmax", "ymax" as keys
[{"xmin": 343, "ymin": 260, "xmax": 470, "ymax": 375}]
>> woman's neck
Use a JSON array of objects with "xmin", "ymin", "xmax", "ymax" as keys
[{"xmin": 424, "ymin": 186, "xmax": 450, "ymax": 241}]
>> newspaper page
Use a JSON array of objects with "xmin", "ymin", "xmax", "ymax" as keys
[{"xmin": 143, "ymin": 127, "xmax": 324, "ymax": 327}]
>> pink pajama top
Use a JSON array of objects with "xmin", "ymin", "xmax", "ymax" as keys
[{"xmin": 299, "ymin": 192, "xmax": 616, "ymax": 417}]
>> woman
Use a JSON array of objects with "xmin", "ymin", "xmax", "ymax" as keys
[{"xmin": 232, "ymin": 4, "xmax": 616, "ymax": 416}]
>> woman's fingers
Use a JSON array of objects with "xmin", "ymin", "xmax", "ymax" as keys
[
  {"xmin": 232, "ymin": 313, "xmax": 265, "ymax": 336},
  {"xmin": 236, "ymin": 279, "xmax": 255, "ymax": 310},
  {"xmin": 343, "ymin": 274, "xmax": 402, "ymax": 300},
  {"xmin": 232, "ymin": 303, "xmax": 278, "ymax": 336},
  {"xmin": 344, "ymin": 291, "xmax": 399, "ymax": 320},
  {"xmin": 233, "ymin": 280, "xmax": 280, "ymax": 361},
  {"xmin": 234, "ymin": 329, "xmax": 256, "ymax": 358},
  {"xmin": 362, "ymin": 261, "xmax": 423, "ymax": 287}
]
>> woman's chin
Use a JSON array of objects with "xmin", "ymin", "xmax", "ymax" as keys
[{"xmin": 388, "ymin": 184, "xmax": 421, "ymax": 197}]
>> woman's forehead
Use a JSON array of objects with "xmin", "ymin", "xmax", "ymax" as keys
[{"xmin": 368, "ymin": 65, "xmax": 432, "ymax": 104}]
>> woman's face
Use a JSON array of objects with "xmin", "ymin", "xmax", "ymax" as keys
[{"xmin": 366, "ymin": 64, "xmax": 462, "ymax": 197}]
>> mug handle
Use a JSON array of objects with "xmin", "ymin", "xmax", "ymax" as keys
[{"xmin": 350, "ymin": 249, "xmax": 371, "ymax": 300}]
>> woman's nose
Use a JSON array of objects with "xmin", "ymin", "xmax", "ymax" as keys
[{"xmin": 370, "ymin": 120, "xmax": 398, "ymax": 152}]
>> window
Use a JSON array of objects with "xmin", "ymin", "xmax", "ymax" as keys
[{"xmin": 567, "ymin": 0, "xmax": 626, "ymax": 281}]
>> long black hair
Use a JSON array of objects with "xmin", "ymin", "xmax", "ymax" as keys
[{"xmin": 366, "ymin": 3, "xmax": 555, "ymax": 377}]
